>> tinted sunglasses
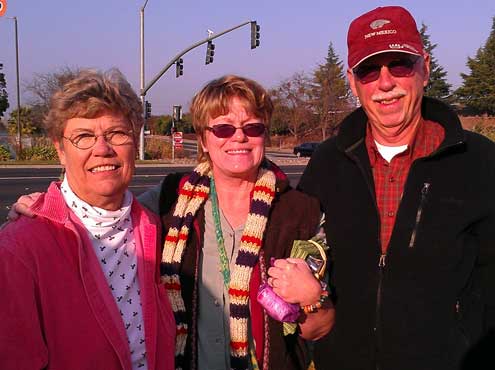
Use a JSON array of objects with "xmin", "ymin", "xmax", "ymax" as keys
[
  {"xmin": 353, "ymin": 55, "xmax": 420, "ymax": 84},
  {"xmin": 206, "ymin": 123, "xmax": 266, "ymax": 138}
]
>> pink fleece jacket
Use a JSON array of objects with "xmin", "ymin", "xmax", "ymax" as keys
[{"xmin": 0, "ymin": 182, "xmax": 175, "ymax": 370}]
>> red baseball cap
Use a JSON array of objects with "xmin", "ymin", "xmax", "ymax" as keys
[{"xmin": 347, "ymin": 6, "xmax": 424, "ymax": 69}]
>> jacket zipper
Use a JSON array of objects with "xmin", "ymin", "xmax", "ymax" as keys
[
  {"xmin": 455, "ymin": 299, "xmax": 471, "ymax": 347},
  {"xmin": 375, "ymin": 253, "xmax": 386, "ymax": 370},
  {"xmin": 408, "ymin": 182, "xmax": 431, "ymax": 248},
  {"xmin": 373, "ymin": 181, "xmax": 429, "ymax": 367},
  {"xmin": 375, "ymin": 182, "xmax": 429, "ymax": 366}
]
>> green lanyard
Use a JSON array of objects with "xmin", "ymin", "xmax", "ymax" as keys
[
  {"xmin": 210, "ymin": 177, "xmax": 231, "ymax": 289},
  {"xmin": 211, "ymin": 177, "xmax": 260, "ymax": 370}
]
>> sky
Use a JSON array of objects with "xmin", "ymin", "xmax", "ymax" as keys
[{"xmin": 1, "ymin": 0, "xmax": 495, "ymax": 116}]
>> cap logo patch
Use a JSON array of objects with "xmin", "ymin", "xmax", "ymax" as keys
[{"xmin": 370, "ymin": 19, "xmax": 391, "ymax": 29}]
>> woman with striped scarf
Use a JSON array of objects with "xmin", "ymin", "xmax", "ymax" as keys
[{"xmin": 158, "ymin": 75, "xmax": 334, "ymax": 370}]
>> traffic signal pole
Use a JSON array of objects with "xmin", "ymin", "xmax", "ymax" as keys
[
  {"xmin": 139, "ymin": 19, "xmax": 259, "ymax": 159},
  {"xmin": 141, "ymin": 20, "xmax": 253, "ymax": 96},
  {"xmin": 139, "ymin": 0, "xmax": 149, "ymax": 160}
]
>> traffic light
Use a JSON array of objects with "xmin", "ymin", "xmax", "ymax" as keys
[
  {"xmin": 175, "ymin": 58, "xmax": 183, "ymax": 78},
  {"xmin": 250, "ymin": 21, "xmax": 260, "ymax": 49},
  {"xmin": 173, "ymin": 105, "xmax": 182, "ymax": 122},
  {"xmin": 205, "ymin": 41, "xmax": 215, "ymax": 65},
  {"xmin": 144, "ymin": 100, "xmax": 152, "ymax": 119}
]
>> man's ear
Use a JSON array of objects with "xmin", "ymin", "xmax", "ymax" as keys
[
  {"xmin": 421, "ymin": 53, "xmax": 431, "ymax": 88},
  {"xmin": 54, "ymin": 140, "xmax": 66, "ymax": 166},
  {"xmin": 347, "ymin": 68, "xmax": 359, "ymax": 97}
]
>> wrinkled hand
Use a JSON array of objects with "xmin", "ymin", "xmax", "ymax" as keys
[
  {"xmin": 7, "ymin": 192, "xmax": 41, "ymax": 221},
  {"xmin": 268, "ymin": 258, "xmax": 322, "ymax": 306}
]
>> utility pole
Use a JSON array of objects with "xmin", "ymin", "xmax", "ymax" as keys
[
  {"xmin": 13, "ymin": 16, "xmax": 21, "ymax": 155},
  {"xmin": 4, "ymin": 16, "xmax": 22, "ymax": 156},
  {"xmin": 139, "ymin": 0, "xmax": 149, "ymax": 160}
]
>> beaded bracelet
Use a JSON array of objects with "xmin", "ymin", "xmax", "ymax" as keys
[{"xmin": 301, "ymin": 289, "xmax": 329, "ymax": 314}]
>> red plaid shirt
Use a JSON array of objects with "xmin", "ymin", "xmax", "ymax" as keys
[{"xmin": 365, "ymin": 120, "xmax": 445, "ymax": 253}]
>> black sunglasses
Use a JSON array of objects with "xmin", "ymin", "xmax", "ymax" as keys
[
  {"xmin": 353, "ymin": 55, "xmax": 420, "ymax": 84},
  {"xmin": 206, "ymin": 123, "xmax": 266, "ymax": 138}
]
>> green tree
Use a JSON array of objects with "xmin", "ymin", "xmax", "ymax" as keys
[
  {"xmin": 0, "ymin": 64, "xmax": 9, "ymax": 117},
  {"xmin": 147, "ymin": 115, "xmax": 170, "ymax": 135},
  {"xmin": 156, "ymin": 116, "xmax": 172, "ymax": 135},
  {"xmin": 456, "ymin": 16, "xmax": 495, "ymax": 115},
  {"xmin": 7, "ymin": 106, "xmax": 42, "ymax": 136},
  {"xmin": 176, "ymin": 112, "xmax": 194, "ymax": 134},
  {"xmin": 311, "ymin": 42, "xmax": 351, "ymax": 140},
  {"xmin": 419, "ymin": 23, "xmax": 451, "ymax": 101}
]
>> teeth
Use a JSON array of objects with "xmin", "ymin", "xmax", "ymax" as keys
[
  {"xmin": 380, "ymin": 98, "xmax": 397, "ymax": 104},
  {"xmin": 91, "ymin": 165, "xmax": 117, "ymax": 173},
  {"xmin": 227, "ymin": 149, "xmax": 249, "ymax": 154}
]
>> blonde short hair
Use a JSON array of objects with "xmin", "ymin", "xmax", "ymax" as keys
[
  {"xmin": 190, "ymin": 75, "xmax": 273, "ymax": 162},
  {"xmin": 44, "ymin": 68, "xmax": 143, "ymax": 143}
]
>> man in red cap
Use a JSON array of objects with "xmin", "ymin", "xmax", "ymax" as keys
[{"xmin": 299, "ymin": 6, "xmax": 495, "ymax": 370}]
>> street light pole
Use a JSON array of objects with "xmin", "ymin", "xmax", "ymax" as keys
[
  {"xmin": 13, "ymin": 16, "xmax": 21, "ymax": 155},
  {"xmin": 139, "ymin": 0, "xmax": 149, "ymax": 160},
  {"xmin": 5, "ymin": 16, "xmax": 22, "ymax": 156}
]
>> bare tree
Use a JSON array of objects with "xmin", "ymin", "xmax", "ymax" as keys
[
  {"xmin": 270, "ymin": 72, "xmax": 313, "ymax": 141},
  {"xmin": 24, "ymin": 66, "xmax": 80, "ymax": 116}
]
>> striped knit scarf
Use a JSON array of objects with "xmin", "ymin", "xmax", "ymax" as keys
[{"xmin": 161, "ymin": 160, "xmax": 276, "ymax": 370}]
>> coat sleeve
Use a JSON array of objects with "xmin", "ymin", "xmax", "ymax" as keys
[
  {"xmin": 0, "ymin": 233, "xmax": 48, "ymax": 370},
  {"xmin": 137, "ymin": 181, "xmax": 163, "ymax": 215},
  {"xmin": 136, "ymin": 172, "xmax": 185, "ymax": 217},
  {"xmin": 478, "ymin": 194, "xmax": 495, "ymax": 331},
  {"xmin": 297, "ymin": 153, "xmax": 319, "ymax": 198},
  {"xmin": 478, "ymin": 139, "xmax": 495, "ymax": 332}
]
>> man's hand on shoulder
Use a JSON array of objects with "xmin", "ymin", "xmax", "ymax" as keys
[{"xmin": 7, "ymin": 193, "xmax": 41, "ymax": 220}]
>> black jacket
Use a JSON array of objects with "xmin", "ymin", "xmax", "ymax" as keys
[{"xmin": 299, "ymin": 97, "xmax": 495, "ymax": 370}]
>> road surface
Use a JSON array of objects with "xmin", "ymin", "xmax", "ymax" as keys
[{"xmin": 0, "ymin": 164, "xmax": 306, "ymax": 221}]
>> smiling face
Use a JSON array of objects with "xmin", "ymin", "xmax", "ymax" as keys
[
  {"xmin": 200, "ymin": 97, "xmax": 266, "ymax": 182},
  {"xmin": 54, "ymin": 113, "xmax": 136, "ymax": 210},
  {"xmin": 347, "ymin": 52, "xmax": 430, "ymax": 145}
]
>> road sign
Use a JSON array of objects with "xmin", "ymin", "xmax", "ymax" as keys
[
  {"xmin": 0, "ymin": 0, "xmax": 7, "ymax": 17},
  {"xmin": 173, "ymin": 131, "xmax": 183, "ymax": 144}
]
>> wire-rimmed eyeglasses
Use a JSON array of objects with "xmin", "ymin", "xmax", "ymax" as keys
[{"xmin": 62, "ymin": 130, "xmax": 134, "ymax": 150}]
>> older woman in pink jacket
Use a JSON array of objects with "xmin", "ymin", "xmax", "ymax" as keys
[{"xmin": 0, "ymin": 69, "xmax": 175, "ymax": 370}]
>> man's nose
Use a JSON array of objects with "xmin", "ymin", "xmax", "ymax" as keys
[{"xmin": 377, "ymin": 66, "xmax": 396, "ymax": 91}]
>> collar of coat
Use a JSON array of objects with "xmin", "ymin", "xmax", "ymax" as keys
[
  {"xmin": 336, "ymin": 97, "xmax": 466, "ymax": 155},
  {"xmin": 30, "ymin": 181, "xmax": 153, "ymax": 227}
]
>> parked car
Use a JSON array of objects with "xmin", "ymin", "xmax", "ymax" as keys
[{"xmin": 293, "ymin": 142, "xmax": 320, "ymax": 157}]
